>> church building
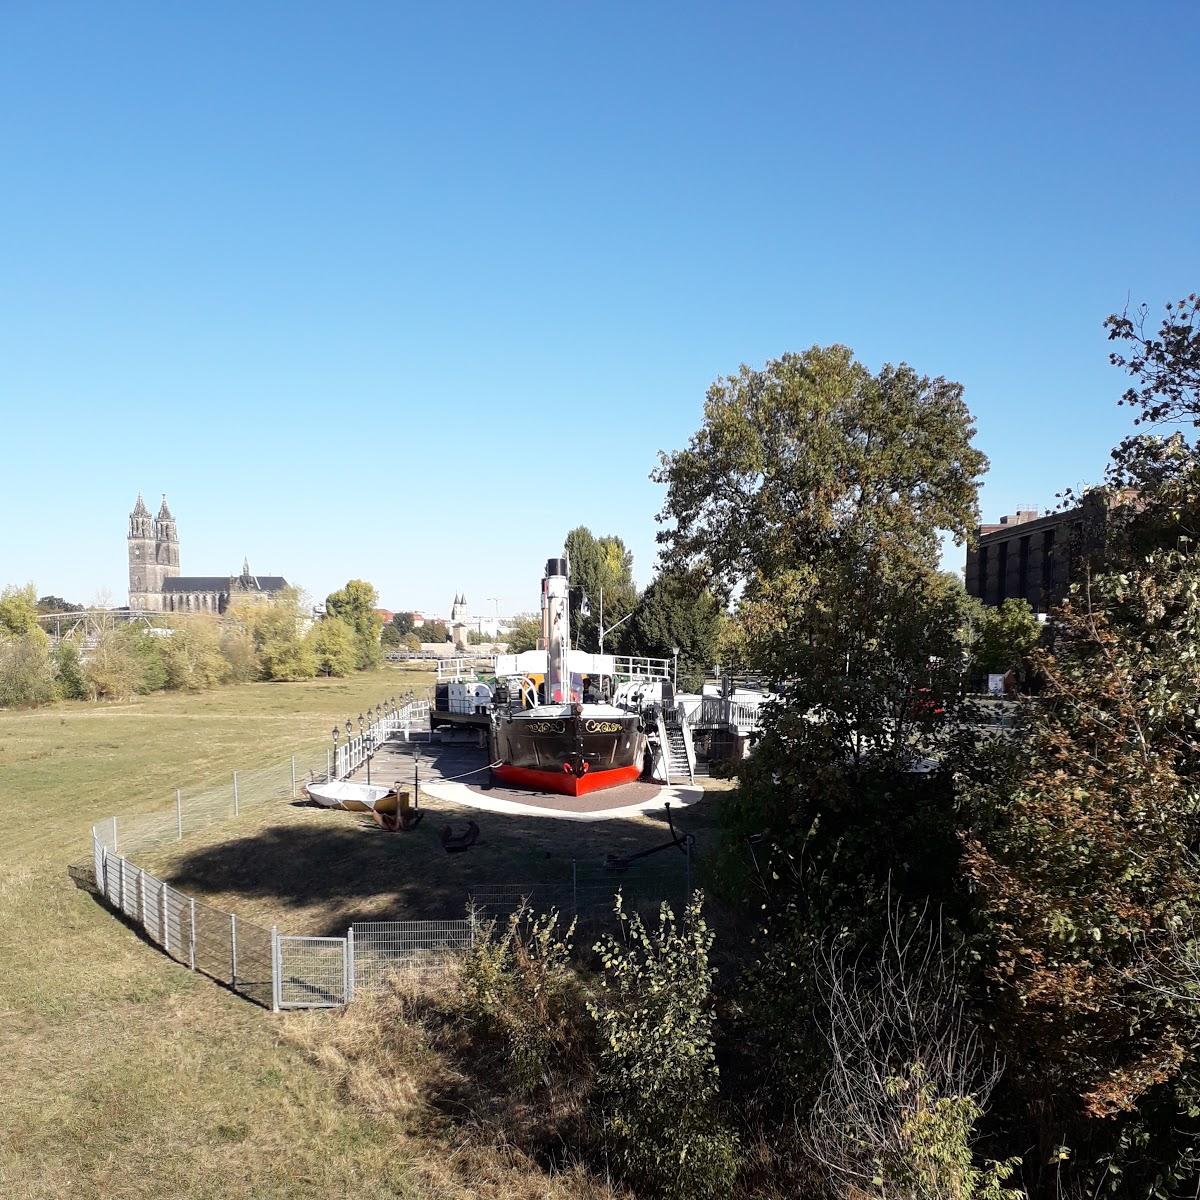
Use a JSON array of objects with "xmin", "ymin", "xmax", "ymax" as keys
[{"xmin": 127, "ymin": 493, "xmax": 289, "ymax": 613}]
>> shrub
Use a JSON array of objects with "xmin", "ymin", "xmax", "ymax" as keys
[
  {"xmin": 84, "ymin": 626, "xmax": 146, "ymax": 700},
  {"xmin": 0, "ymin": 628, "xmax": 57, "ymax": 707},
  {"xmin": 589, "ymin": 892, "xmax": 739, "ymax": 1200},
  {"xmin": 52, "ymin": 636, "xmax": 88, "ymax": 699},
  {"xmin": 160, "ymin": 618, "xmax": 228, "ymax": 690},
  {"xmin": 461, "ymin": 907, "xmax": 586, "ymax": 1093}
]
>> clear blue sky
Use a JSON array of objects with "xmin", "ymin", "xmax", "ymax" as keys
[{"xmin": 2, "ymin": 2, "xmax": 1197, "ymax": 617}]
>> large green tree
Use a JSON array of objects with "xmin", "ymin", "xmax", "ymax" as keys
[
  {"xmin": 564, "ymin": 526, "xmax": 637, "ymax": 651},
  {"xmin": 626, "ymin": 571, "xmax": 724, "ymax": 690},
  {"xmin": 325, "ymin": 579, "xmax": 384, "ymax": 669},
  {"xmin": 656, "ymin": 346, "xmax": 988, "ymax": 1121}
]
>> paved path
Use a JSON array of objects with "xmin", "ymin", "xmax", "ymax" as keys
[{"xmin": 355, "ymin": 734, "xmax": 702, "ymax": 820}]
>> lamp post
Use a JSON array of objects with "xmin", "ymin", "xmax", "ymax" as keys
[
  {"xmin": 672, "ymin": 646, "xmax": 679, "ymax": 692},
  {"xmin": 331, "ymin": 725, "xmax": 339, "ymax": 781}
]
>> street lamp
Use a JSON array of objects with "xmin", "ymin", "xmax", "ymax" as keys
[{"xmin": 672, "ymin": 646, "xmax": 679, "ymax": 692}]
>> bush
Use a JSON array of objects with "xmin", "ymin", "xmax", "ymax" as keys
[
  {"xmin": 461, "ymin": 907, "xmax": 587, "ymax": 1093},
  {"xmin": 84, "ymin": 626, "xmax": 147, "ymax": 700},
  {"xmin": 52, "ymin": 636, "xmax": 88, "ymax": 699},
  {"xmin": 218, "ymin": 622, "xmax": 260, "ymax": 682},
  {"xmin": 160, "ymin": 618, "xmax": 228, "ymax": 691},
  {"xmin": 0, "ymin": 628, "xmax": 57, "ymax": 707},
  {"xmin": 589, "ymin": 893, "xmax": 739, "ymax": 1200}
]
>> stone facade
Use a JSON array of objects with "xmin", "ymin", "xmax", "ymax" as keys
[{"xmin": 126, "ymin": 493, "xmax": 288, "ymax": 613}]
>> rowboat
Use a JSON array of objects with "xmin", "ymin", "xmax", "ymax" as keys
[{"xmin": 304, "ymin": 781, "xmax": 398, "ymax": 813}]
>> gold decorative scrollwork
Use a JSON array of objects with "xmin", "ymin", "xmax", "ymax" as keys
[
  {"xmin": 527, "ymin": 720, "xmax": 565, "ymax": 734},
  {"xmin": 584, "ymin": 720, "xmax": 622, "ymax": 734}
]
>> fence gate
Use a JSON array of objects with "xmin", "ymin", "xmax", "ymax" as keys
[{"xmin": 274, "ymin": 935, "xmax": 348, "ymax": 1008}]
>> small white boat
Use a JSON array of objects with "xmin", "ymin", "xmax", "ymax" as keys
[{"xmin": 305, "ymin": 781, "xmax": 397, "ymax": 813}]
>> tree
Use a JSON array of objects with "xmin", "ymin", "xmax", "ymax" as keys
[
  {"xmin": 963, "ymin": 553, "xmax": 1200, "ymax": 1194},
  {"xmin": 0, "ymin": 584, "xmax": 40, "ymax": 636},
  {"xmin": 564, "ymin": 527, "xmax": 637, "ymax": 651},
  {"xmin": 325, "ymin": 580, "xmax": 384, "ymax": 670},
  {"xmin": 503, "ymin": 612, "xmax": 541, "ymax": 653},
  {"xmin": 626, "ymin": 570, "xmax": 724, "ymax": 690},
  {"xmin": 656, "ymin": 347, "xmax": 988, "ymax": 1122},
  {"xmin": 656, "ymin": 346, "xmax": 986, "ymax": 765},
  {"xmin": 971, "ymin": 597, "xmax": 1042, "ymax": 676},
  {"xmin": 52, "ymin": 636, "xmax": 87, "ymax": 700},
  {"xmin": 160, "ymin": 617, "xmax": 228, "ymax": 691},
  {"xmin": 218, "ymin": 621, "xmax": 260, "ymax": 682},
  {"xmin": 241, "ymin": 588, "xmax": 316, "ymax": 681},
  {"xmin": 0, "ymin": 626, "xmax": 56, "ymax": 707},
  {"xmin": 310, "ymin": 617, "xmax": 357, "ymax": 677},
  {"xmin": 381, "ymin": 612, "xmax": 416, "ymax": 649},
  {"xmin": 417, "ymin": 619, "xmax": 449, "ymax": 643},
  {"xmin": 36, "ymin": 595, "xmax": 83, "ymax": 614},
  {"xmin": 84, "ymin": 624, "xmax": 147, "ymax": 700}
]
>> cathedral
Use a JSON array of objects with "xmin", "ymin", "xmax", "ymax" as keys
[{"xmin": 127, "ymin": 493, "xmax": 289, "ymax": 613}]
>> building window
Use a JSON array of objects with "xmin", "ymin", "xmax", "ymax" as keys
[
  {"xmin": 996, "ymin": 540, "xmax": 1008, "ymax": 603},
  {"xmin": 1041, "ymin": 528, "xmax": 1056, "ymax": 606},
  {"xmin": 1018, "ymin": 535, "xmax": 1031, "ymax": 603},
  {"xmin": 977, "ymin": 545, "xmax": 988, "ymax": 600}
]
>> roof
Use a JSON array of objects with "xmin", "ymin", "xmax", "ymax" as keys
[
  {"xmin": 162, "ymin": 576, "xmax": 289, "ymax": 593},
  {"xmin": 158, "ymin": 495, "xmax": 173, "ymax": 520},
  {"xmin": 131, "ymin": 493, "xmax": 150, "ymax": 517}
]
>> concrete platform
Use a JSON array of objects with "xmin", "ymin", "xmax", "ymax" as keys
[{"xmin": 358, "ymin": 734, "xmax": 703, "ymax": 821}]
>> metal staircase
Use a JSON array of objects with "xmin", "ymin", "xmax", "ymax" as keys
[{"xmin": 657, "ymin": 709, "xmax": 695, "ymax": 785}]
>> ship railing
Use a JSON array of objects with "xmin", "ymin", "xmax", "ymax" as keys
[
  {"xmin": 681, "ymin": 695, "xmax": 767, "ymax": 734},
  {"xmin": 436, "ymin": 656, "xmax": 497, "ymax": 682},
  {"xmin": 610, "ymin": 654, "xmax": 670, "ymax": 680}
]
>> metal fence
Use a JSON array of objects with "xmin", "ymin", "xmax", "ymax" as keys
[
  {"xmin": 469, "ymin": 855, "xmax": 692, "ymax": 927},
  {"xmin": 88, "ymin": 693, "xmax": 693, "ymax": 1011}
]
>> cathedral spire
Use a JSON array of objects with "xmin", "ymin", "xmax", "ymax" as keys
[
  {"xmin": 158, "ymin": 494, "xmax": 173, "ymax": 520},
  {"xmin": 132, "ymin": 492, "xmax": 150, "ymax": 517}
]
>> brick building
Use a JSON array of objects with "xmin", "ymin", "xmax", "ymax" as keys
[{"xmin": 964, "ymin": 497, "xmax": 1105, "ymax": 613}]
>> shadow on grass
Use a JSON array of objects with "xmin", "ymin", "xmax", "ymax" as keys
[{"xmin": 159, "ymin": 782, "xmax": 714, "ymax": 937}]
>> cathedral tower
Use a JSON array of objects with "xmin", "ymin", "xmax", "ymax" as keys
[
  {"xmin": 155, "ymin": 495, "xmax": 181, "ymax": 582},
  {"xmin": 128, "ymin": 493, "xmax": 159, "ymax": 610}
]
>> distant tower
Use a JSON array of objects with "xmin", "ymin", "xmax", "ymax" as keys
[
  {"xmin": 450, "ymin": 593, "xmax": 470, "ymax": 649},
  {"xmin": 155, "ymin": 495, "xmax": 181, "ymax": 584},
  {"xmin": 127, "ymin": 493, "xmax": 159, "ymax": 610}
]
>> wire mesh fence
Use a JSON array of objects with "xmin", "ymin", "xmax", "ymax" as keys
[
  {"xmin": 350, "ymin": 919, "xmax": 474, "ymax": 991},
  {"xmin": 469, "ymin": 855, "xmax": 692, "ymax": 932}
]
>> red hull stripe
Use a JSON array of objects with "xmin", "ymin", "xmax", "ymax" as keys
[{"xmin": 491, "ymin": 763, "xmax": 642, "ymax": 797}]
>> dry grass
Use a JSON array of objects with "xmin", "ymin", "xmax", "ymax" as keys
[
  {"xmin": 0, "ymin": 666, "xmax": 624, "ymax": 1199},
  {"xmin": 283, "ymin": 967, "xmax": 623, "ymax": 1200}
]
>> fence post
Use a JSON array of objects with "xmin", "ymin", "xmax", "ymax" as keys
[
  {"xmin": 346, "ymin": 927, "xmax": 355, "ymax": 1003},
  {"xmin": 119, "ymin": 855, "xmax": 125, "ymax": 910},
  {"xmin": 290, "ymin": 755, "xmax": 297, "ymax": 799},
  {"xmin": 230, "ymin": 913, "xmax": 238, "ymax": 988},
  {"xmin": 232, "ymin": 771, "xmax": 239, "ymax": 817},
  {"xmin": 189, "ymin": 898, "xmax": 197, "ymax": 970},
  {"xmin": 138, "ymin": 867, "xmax": 145, "ymax": 927},
  {"xmin": 271, "ymin": 926, "xmax": 281, "ymax": 1012},
  {"xmin": 162, "ymin": 884, "xmax": 170, "ymax": 953}
]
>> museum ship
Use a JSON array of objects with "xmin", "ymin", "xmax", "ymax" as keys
[{"xmin": 489, "ymin": 557, "xmax": 648, "ymax": 796}]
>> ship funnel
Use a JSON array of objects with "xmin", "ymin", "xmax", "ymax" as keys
[{"xmin": 544, "ymin": 557, "xmax": 572, "ymax": 704}]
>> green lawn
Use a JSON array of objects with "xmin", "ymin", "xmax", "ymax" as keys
[{"xmin": 0, "ymin": 667, "xmax": 621, "ymax": 1199}]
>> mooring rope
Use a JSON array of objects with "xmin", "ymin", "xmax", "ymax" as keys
[{"xmin": 413, "ymin": 759, "xmax": 505, "ymax": 787}]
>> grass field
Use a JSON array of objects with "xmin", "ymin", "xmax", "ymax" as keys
[
  {"xmin": 0, "ymin": 668, "xmax": 599, "ymax": 1198},
  {"xmin": 0, "ymin": 668, "xmax": 722, "ymax": 1199}
]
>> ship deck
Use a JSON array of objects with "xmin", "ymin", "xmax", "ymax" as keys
[{"xmin": 354, "ymin": 734, "xmax": 700, "ymax": 819}]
